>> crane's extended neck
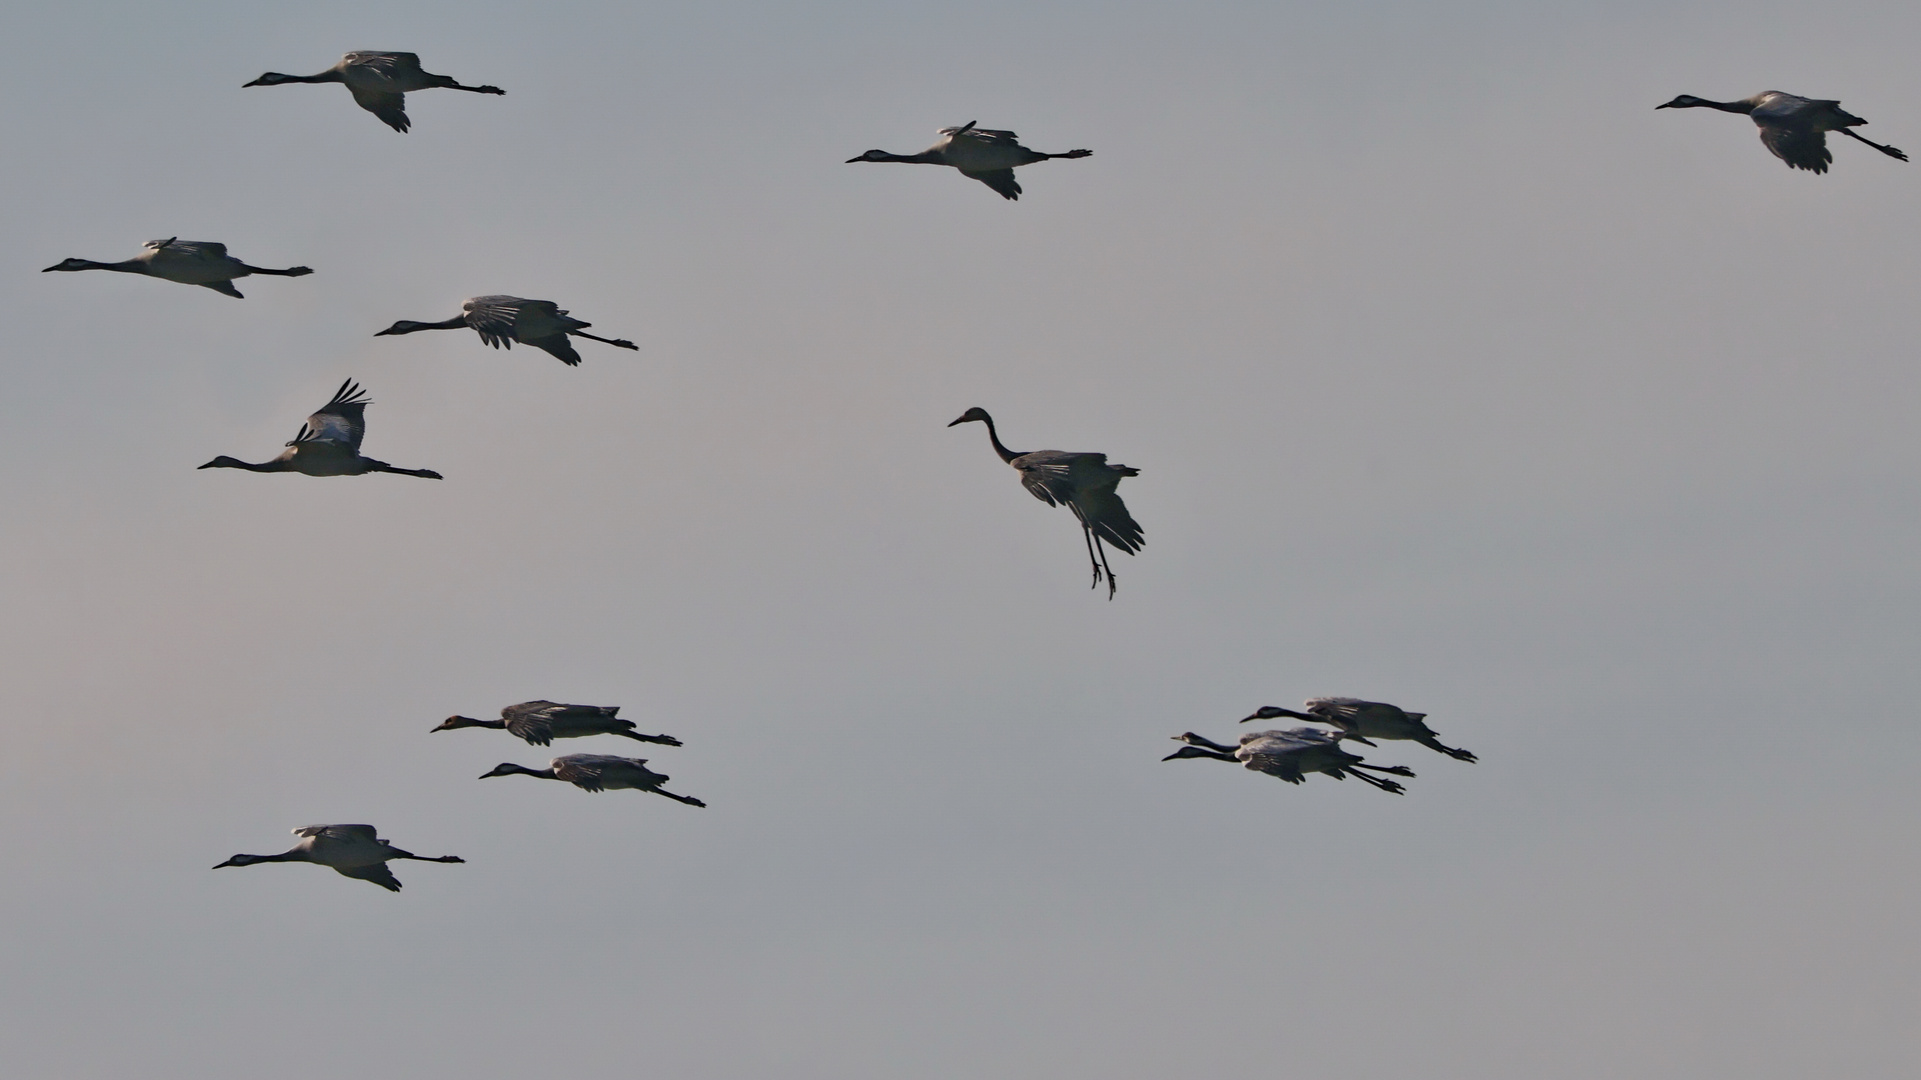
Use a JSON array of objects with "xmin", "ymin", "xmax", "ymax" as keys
[
  {"xmin": 376, "ymin": 316, "xmax": 469, "ymax": 336},
  {"xmin": 198, "ymin": 455, "xmax": 294, "ymax": 473},
  {"xmin": 1658, "ymin": 95, "xmax": 1755, "ymax": 114},
  {"xmin": 480, "ymin": 763, "xmax": 558, "ymax": 780},
  {"xmin": 215, "ymin": 849, "xmax": 306, "ymax": 868},
  {"xmin": 42, "ymin": 258, "xmax": 146, "ymax": 274},
  {"xmin": 246, "ymin": 70, "xmax": 345, "ymax": 86}
]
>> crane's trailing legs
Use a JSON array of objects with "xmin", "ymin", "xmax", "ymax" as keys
[
  {"xmin": 1421, "ymin": 738, "xmax": 1477, "ymax": 762},
  {"xmin": 1838, "ymin": 126, "xmax": 1909, "ymax": 161},
  {"xmin": 1340, "ymin": 768, "xmax": 1407, "ymax": 794},
  {"xmin": 651, "ymin": 788, "xmax": 707, "ymax": 807},
  {"xmin": 570, "ymin": 330, "xmax": 639, "ymax": 350},
  {"xmin": 1079, "ymin": 522, "xmax": 1119, "ymax": 599}
]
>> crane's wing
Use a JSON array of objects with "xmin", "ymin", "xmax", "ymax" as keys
[
  {"xmin": 462, "ymin": 295, "xmax": 543, "ymax": 349},
  {"xmin": 1240, "ymin": 752, "xmax": 1307, "ymax": 783},
  {"xmin": 295, "ymin": 379, "xmax": 371, "ymax": 450},
  {"xmin": 1070, "ymin": 486, "xmax": 1143, "ymax": 554},
  {"xmin": 345, "ymin": 52, "xmax": 418, "ymax": 77},
  {"xmin": 1757, "ymin": 124, "xmax": 1831, "ymax": 173},
  {"xmin": 1303, "ymin": 697, "xmax": 1367, "ymax": 719},
  {"xmin": 1012, "ymin": 451, "xmax": 1081, "ymax": 507},
  {"xmin": 551, "ymin": 755, "xmax": 612, "ymax": 791},
  {"xmin": 522, "ymin": 336, "xmax": 583, "ymax": 366},
  {"xmin": 347, "ymin": 82, "xmax": 411, "ymax": 133},
  {"xmin": 334, "ymin": 863, "xmax": 403, "ymax": 891},
  {"xmin": 942, "ymin": 125, "xmax": 1019, "ymax": 143},
  {"xmin": 1065, "ymin": 456, "xmax": 1143, "ymax": 553},
  {"xmin": 151, "ymin": 240, "xmax": 228, "ymax": 259},
  {"xmin": 294, "ymin": 824, "xmax": 378, "ymax": 841},
  {"xmin": 960, "ymin": 169, "xmax": 1022, "ymax": 200},
  {"xmin": 502, "ymin": 701, "xmax": 567, "ymax": 745}
]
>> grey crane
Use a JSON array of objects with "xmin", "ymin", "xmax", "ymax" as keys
[
  {"xmin": 949, "ymin": 407, "xmax": 1142, "ymax": 599},
  {"xmin": 845, "ymin": 121, "xmax": 1092, "ymax": 200},
  {"xmin": 481, "ymin": 754, "xmax": 706, "ymax": 806},
  {"xmin": 243, "ymin": 51, "xmax": 504, "ymax": 133},
  {"xmin": 1163, "ymin": 729, "xmax": 1416, "ymax": 794},
  {"xmin": 213, "ymin": 824, "xmax": 463, "ymax": 892},
  {"xmin": 434, "ymin": 700, "xmax": 683, "ymax": 747},
  {"xmin": 41, "ymin": 238, "xmax": 312, "ymax": 298},
  {"xmin": 1657, "ymin": 91, "xmax": 1908, "ymax": 173},
  {"xmin": 376, "ymin": 295, "xmax": 639, "ymax": 367},
  {"xmin": 198, "ymin": 379, "xmax": 443, "ymax": 479},
  {"xmin": 1244, "ymin": 697, "xmax": 1477, "ymax": 762}
]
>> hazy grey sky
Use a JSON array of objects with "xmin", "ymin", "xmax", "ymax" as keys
[{"xmin": 2, "ymin": 1, "xmax": 1917, "ymax": 1077}]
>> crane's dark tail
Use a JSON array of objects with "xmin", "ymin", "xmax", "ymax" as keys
[{"xmin": 1839, "ymin": 126, "xmax": 1909, "ymax": 161}]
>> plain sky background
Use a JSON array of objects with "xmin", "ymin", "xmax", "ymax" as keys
[{"xmin": 1, "ymin": 1, "xmax": 1917, "ymax": 1077}]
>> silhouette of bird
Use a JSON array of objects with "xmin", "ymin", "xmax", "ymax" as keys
[
  {"xmin": 376, "ymin": 296, "xmax": 638, "ymax": 367},
  {"xmin": 213, "ymin": 825, "xmax": 463, "ymax": 892},
  {"xmin": 1164, "ymin": 729, "xmax": 1415, "ymax": 793},
  {"xmin": 41, "ymin": 238, "xmax": 311, "ymax": 298},
  {"xmin": 1657, "ymin": 91, "xmax": 1907, "ymax": 173},
  {"xmin": 244, "ymin": 51, "xmax": 504, "ymax": 133},
  {"xmin": 949, "ymin": 407, "xmax": 1142, "ymax": 598},
  {"xmin": 198, "ymin": 379, "xmax": 442, "ymax": 478},
  {"xmin": 480, "ymin": 754, "xmax": 705, "ymax": 806},
  {"xmin": 1243, "ymin": 698, "xmax": 1476, "ymax": 762},
  {"xmin": 434, "ymin": 700, "xmax": 682, "ymax": 747},
  {"xmin": 845, "ymin": 121, "xmax": 1092, "ymax": 199}
]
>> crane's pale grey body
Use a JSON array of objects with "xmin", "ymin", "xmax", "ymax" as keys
[
  {"xmin": 1244, "ymin": 697, "xmax": 1477, "ymax": 761},
  {"xmin": 1163, "ymin": 728, "xmax": 1416, "ymax": 793},
  {"xmin": 845, "ymin": 122, "xmax": 1093, "ymax": 200},
  {"xmin": 434, "ymin": 700, "xmax": 683, "ymax": 747},
  {"xmin": 949, "ymin": 407, "xmax": 1143, "ymax": 598},
  {"xmin": 376, "ymin": 295, "xmax": 639, "ymax": 367},
  {"xmin": 197, "ymin": 379, "xmax": 443, "ymax": 479},
  {"xmin": 213, "ymin": 824, "xmax": 465, "ymax": 892},
  {"xmin": 480, "ymin": 753, "xmax": 706, "ymax": 806},
  {"xmin": 1657, "ymin": 91, "xmax": 1908, "ymax": 173},
  {"xmin": 243, "ymin": 52, "xmax": 505, "ymax": 133},
  {"xmin": 41, "ymin": 238, "xmax": 312, "ymax": 298}
]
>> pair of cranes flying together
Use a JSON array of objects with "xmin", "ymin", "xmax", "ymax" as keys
[{"xmin": 1165, "ymin": 698, "xmax": 1478, "ymax": 795}]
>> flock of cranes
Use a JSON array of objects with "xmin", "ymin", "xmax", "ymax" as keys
[{"xmin": 47, "ymin": 48, "xmax": 1908, "ymax": 888}]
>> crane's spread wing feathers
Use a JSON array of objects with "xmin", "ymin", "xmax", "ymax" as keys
[
  {"xmin": 334, "ymin": 862, "xmax": 403, "ymax": 891},
  {"xmin": 1758, "ymin": 124, "xmax": 1832, "ymax": 172},
  {"xmin": 347, "ymin": 83, "xmax": 411, "ymax": 133},
  {"xmin": 551, "ymin": 755, "xmax": 615, "ymax": 791},
  {"xmin": 295, "ymin": 379, "xmax": 371, "ymax": 450},
  {"xmin": 961, "ymin": 169, "xmax": 1023, "ymax": 200},
  {"xmin": 523, "ymin": 336, "xmax": 583, "ymax": 366},
  {"xmin": 1303, "ymin": 697, "xmax": 1368, "ymax": 719},
  {"xmin": 941, "ymin": 126, "xmax": 1019, "ymax": 143},
  {"xmin": 294, "ymin": 824, "xmax": 378, "ymax": 841},
  {"xmin": 148, "ymin": 239, "xmax": 228, "ymax": 259},
  {"xmin": 1017, "ymin": 461, "xmax": 1075, "ymax": 507},
  {"xmin": 345, "ymin": 52, "xmax": 419, "ymax": 77},
  {"xmin": 462, "ymin": 295, "xmax": 552, "ymax": 349},
  {"xmin": 1070, "ymin": 488, "xmax": 1143, "ymax": 554},
  {"xmin": 502, "ymin": 700, "xmax": 599, "ymax": 746}
]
